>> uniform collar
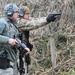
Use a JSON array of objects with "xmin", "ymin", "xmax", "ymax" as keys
[{"xmin": 5, "ymin": 17, "xmax": 17, "ymax": 25}]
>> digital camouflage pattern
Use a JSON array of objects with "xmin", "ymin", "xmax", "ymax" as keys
[{"xmin": 17, "ymin": 17, "xmax": 49, "ymax": 31}]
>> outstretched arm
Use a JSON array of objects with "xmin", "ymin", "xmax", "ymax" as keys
[
  {"xmin": 18, "ymin": 17, "xmax": 48, "ymax": 30},
  {"xmin": 18, "ymin": 13, "xmax": 61, "ymax": 31}
]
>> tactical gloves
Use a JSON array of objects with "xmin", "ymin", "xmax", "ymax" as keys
[{"xmin": 46, "ymin": 14, "xmax": 56, "ymax": 22}]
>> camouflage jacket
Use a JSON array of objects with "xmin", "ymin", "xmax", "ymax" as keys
[{"xmin": 17, "ymin": 17, "xmax": 49, "ymax": 31}]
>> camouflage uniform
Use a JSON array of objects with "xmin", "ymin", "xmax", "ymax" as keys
[
  {"xmin": 18, "ymin": 5, "xmax": 49, "ymax": 30},
  {"xmin": 17, "ymin": 6, "xmax": 61, "ymax": 75},
  {"xmin": 18, "ymin": 6, "xmax": 61, "ymax": 30},
  {"xmin": 18, "ymin": 17, "xmax": 48, "ymax": 31},
  {"xmin": 18, "ymin": 6, "xmax": 50, "ymax": 75}
]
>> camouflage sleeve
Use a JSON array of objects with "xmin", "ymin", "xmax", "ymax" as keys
[{"xmin": 18, "ymin": 17, "xmax": 49, "ymax": 31}]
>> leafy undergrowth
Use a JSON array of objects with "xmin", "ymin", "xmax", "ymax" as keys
[{"xmin": 57, "ymin": 69, "xmax": 75, "ymax": 75}]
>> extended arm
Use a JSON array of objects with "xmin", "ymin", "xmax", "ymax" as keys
[
  {"xmin": 18, "ymin": 13, "xmax": 61, "ymax": 31},
  {"xmin": 18, "ymin": 17, "xmax": 48, "ymax": 30}
]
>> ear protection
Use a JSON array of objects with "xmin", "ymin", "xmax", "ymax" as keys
[
  {"xmin": 7, "ymin": 3, "xmax": 14, "ymax": 16},
  {"xmin": 19, "ymin": 6, "xmax": 25, "ymax": 18}
]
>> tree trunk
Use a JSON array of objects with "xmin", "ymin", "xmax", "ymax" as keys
[{"xmin": 49, "ymin": 34, "xmax": 56, "ymax": 67}]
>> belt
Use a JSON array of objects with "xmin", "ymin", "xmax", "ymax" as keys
[
  {"xmin": 0, "ymin": 58, "xmax": 14, "ymax": 69},
  {"xmin": 0, "ymin": 65, "xmax": 13, "ymax": 69}
]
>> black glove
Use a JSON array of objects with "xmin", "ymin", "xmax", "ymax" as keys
[{"xmin": 46, "ymin": 14, "xmax": 56, "ymax": 22}]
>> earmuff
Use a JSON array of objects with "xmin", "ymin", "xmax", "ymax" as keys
[
  {"xmin": 19, "ymin": 6, "xmax": 25, "ymax": 18},
  {"xmin": 7, "ymin": 3, "xmax": 14, "ymax": 16}
]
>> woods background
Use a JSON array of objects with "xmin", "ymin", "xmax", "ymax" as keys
[{"xmin": 0, "ymin": 0, "xmax": 75, "ymax": 75}]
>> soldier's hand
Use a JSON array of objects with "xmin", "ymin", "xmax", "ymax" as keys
[
  {"xmin": 25, "ymin": 47, "xmax": 30, "ymax": 55},
  {"xmin": 8, "ymin": 38, "xmax": 18, "ymax": 46},
  {"xmin": 46, "ymin": 14, "xmax": 56, "ymax": 22}
]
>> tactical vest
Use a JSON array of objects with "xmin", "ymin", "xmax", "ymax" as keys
[{"xmin": 0, "ymin": 17, "xmax": 18, "ymax": 62}]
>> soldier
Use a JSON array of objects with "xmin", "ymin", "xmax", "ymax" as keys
[
  {"xmin": 18, "ymin": 6, "xmax": 61, "ymax": 44},
  {"xmin": 0, "ymin": 3, "xmax": 30, "ymax": 75},
  {"xmin": 17, "ymin": 6, "xmax": 61, "ymax": 74},
  {"xmin": 18, "ymin": 6, "xmax": 33, "ymax": 75},
  {"xmin": 18, "ymin": 6, "xmax": 48, "ymax": 30},
  {"xmin": 18, "ymin": 6, "xmax": 61, "ymax": 30}
]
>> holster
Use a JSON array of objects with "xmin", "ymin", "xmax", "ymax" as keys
[{"xmin": 0, "ymin": 55, "xmax": 12, "ymax": 69}]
